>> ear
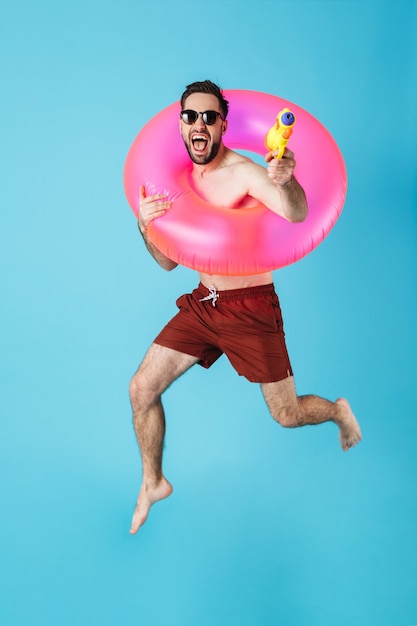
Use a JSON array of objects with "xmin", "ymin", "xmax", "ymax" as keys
[{"xmin": 222, "ymin": 120, "xmax": 228, "ymax": 135}]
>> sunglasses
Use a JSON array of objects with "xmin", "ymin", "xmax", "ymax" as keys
[{"xmin": 180, "ymin": 109, "xmax": 225, "ymax": 125}]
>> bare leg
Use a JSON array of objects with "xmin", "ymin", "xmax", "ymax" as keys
[
  {"xmin": 261, "ymin": 376, "xmax": 362, "ymax": 451},
  {"xmin": 129, "ymin": 343, "xmax": 199, "ymax": 533}
]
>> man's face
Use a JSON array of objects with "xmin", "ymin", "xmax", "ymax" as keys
[{"xmin": 179, "ymin": 93, "xmax": 227, "ymax": 165}]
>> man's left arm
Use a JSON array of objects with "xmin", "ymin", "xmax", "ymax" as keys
[
  {"xmin": 266, "ymin": 148, "xmax": 308, "ymax": 222},
  {"xmin": 247, "ymin": 149, "xmax": 308, "ymax": 223}
]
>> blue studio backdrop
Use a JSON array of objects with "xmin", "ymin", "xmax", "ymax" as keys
[{"xmin": 1, "ymin": 1, "xmax": 416, "ymax": 625}]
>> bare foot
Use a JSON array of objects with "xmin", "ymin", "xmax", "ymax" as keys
[
  {"xmin": 335, "ymin": 398, "xmax": 362, "ymax": 451},
  {"xmin": 130, "ymin": 477, "xmax": 173, "ymax": 534}
]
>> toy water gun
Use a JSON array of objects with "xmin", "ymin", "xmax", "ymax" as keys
[{"xmin": 265, "ymin": 108, "xmax": 296, "ymax": 159}]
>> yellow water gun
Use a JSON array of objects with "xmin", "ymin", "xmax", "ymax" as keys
[{"xmin": 265, "ymin": 108, "xmax": 296, "ymax": 159}]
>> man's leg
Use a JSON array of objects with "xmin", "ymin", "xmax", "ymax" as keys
[
  {"xmin": 129, "ymin": 343, "xmax": 199, "ymax": 533},
  {"xmin": 261, "ymin": 376, "xmax": 362, "ymax": 451}
]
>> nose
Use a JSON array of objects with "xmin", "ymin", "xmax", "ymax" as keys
[
  {"xmin": 194, "ymin": 112, "xmax": 207, "ymax": 125},
  {"xmin": 194, "ymin": 115, "xmax": 208, "ymax": 130}
]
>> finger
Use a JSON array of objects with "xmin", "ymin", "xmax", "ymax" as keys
[
  {"xmin": 269, "ymin": 158, "xmax": 295, "ymax": 173},
  {"xmin": 282, "ymin": 148, "xmax": 294, "ymax": 160},
  {"xmin": 154, "ymin": 207, "xmax": 169, "ymax": 218},
  {"xmin": 268, "ymin": 160, "xmax": 291, "ymax": 173},
  {"xmin": 137, "ymin": 186, "xmax": 146, "ymax": 217},
  {"xmin": 150, "ymin": 193, "xmax": 169, "ymax": 201}
]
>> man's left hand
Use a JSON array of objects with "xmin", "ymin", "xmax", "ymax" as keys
[{"xmin": 265, "ymin": 148, "xmax": 296, "ymax": 186}]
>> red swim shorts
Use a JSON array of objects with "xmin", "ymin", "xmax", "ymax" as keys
[{"xmin": 153, "ymin": 283, "xmax": 293, "ymax": 383}]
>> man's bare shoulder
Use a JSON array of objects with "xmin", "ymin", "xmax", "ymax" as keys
[
  {"xmin": 223, "ymin": 148, "xmax": 256, "ymax": 164},
  {"xmin": 223, "ymin": 149, "xmax": 265, "ymax": 176}
]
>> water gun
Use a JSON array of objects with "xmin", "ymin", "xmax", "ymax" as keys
[{"xmin": 265, "ymin": 108, "xmax": 296, "ymax": 159}]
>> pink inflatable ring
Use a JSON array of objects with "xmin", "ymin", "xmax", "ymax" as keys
[{"xmin": 124, "ymin": 90, "xmax": 347, "ymax": 275}]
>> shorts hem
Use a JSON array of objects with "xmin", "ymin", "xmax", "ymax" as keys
[{"xmin": 153, "ymin": 338, "xmax": 211, "ymax": 369}]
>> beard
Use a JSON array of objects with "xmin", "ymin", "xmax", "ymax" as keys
[{"xmin": 184, "ymin": 137, "xmax": 221, "ymax": 165}]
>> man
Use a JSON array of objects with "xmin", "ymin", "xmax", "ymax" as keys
[{"xmin": 129, "ymin": 80, "xmax": 361, "ymax": 534}]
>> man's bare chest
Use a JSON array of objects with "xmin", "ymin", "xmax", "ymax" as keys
[{"xmin": 190, "ymin": 170, "xmax": 254, "ymax": 209}]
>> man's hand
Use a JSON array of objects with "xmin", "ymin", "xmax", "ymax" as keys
[
  {"xmin": 138, "ymin": 185, "xmax": 171, "ymax": 234},
  {"xmin": 265, "ymin": 148, "xmax": 296, "ymax": 187},
  {"xmin": 136, "ymin": 185, "xmax": 177, "ymax": 271}
]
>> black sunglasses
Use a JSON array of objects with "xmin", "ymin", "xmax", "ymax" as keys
[{"xmin": 180, "ymin": 109, "xmax": 224, "ymax": 125}]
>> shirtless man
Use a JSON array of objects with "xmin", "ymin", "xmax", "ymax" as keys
[{"xmin": 129, "ymin": 80, "xmax": 361, "ymax": 534}]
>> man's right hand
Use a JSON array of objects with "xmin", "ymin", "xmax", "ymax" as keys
[{"xmin": 137, "ymin": 185, "xmax": 172, "ymax": 235}]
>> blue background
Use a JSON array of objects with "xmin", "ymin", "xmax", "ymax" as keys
[{"xmin": 1, "ymin": 1, "xmax": 416, "ymax": 624}]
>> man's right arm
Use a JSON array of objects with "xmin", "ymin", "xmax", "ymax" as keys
[
  {"xmin": 137, "ymin": 186, "xmax": 178, "ymax": 271},
  {"xmin": 138, "ymin": 225, "xmax": 178, "ymax": 271}
]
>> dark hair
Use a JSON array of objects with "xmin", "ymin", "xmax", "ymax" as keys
[{"xmin": 180, "ymin": 80, "xmax": 229, "ymax": 119}]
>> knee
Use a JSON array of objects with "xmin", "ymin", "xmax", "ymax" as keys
[
  {"xmin": 129, "ymin": 371, "xmax": 160, "ymax": 412},
  {"xmin": 271, "ymin": 404, "xmax": 302, "ymax": 428}
]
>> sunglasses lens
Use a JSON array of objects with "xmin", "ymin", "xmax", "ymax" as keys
[
  {"xmin": 203, "ymin": 111, "xmax": 218, "ymax": 125},
  {"xmin": 181, "ymin": 110, "xmax": 198, "ymax": 124}
]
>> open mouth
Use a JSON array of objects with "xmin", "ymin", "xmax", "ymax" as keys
[{"xmin": 191, "ymin": 134, "xmax": 209, "ymax": 152}]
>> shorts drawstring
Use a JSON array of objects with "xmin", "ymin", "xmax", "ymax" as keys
[{"xmin": 199, "ymin": 286, "xmax": 219, "ymax": 307}]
